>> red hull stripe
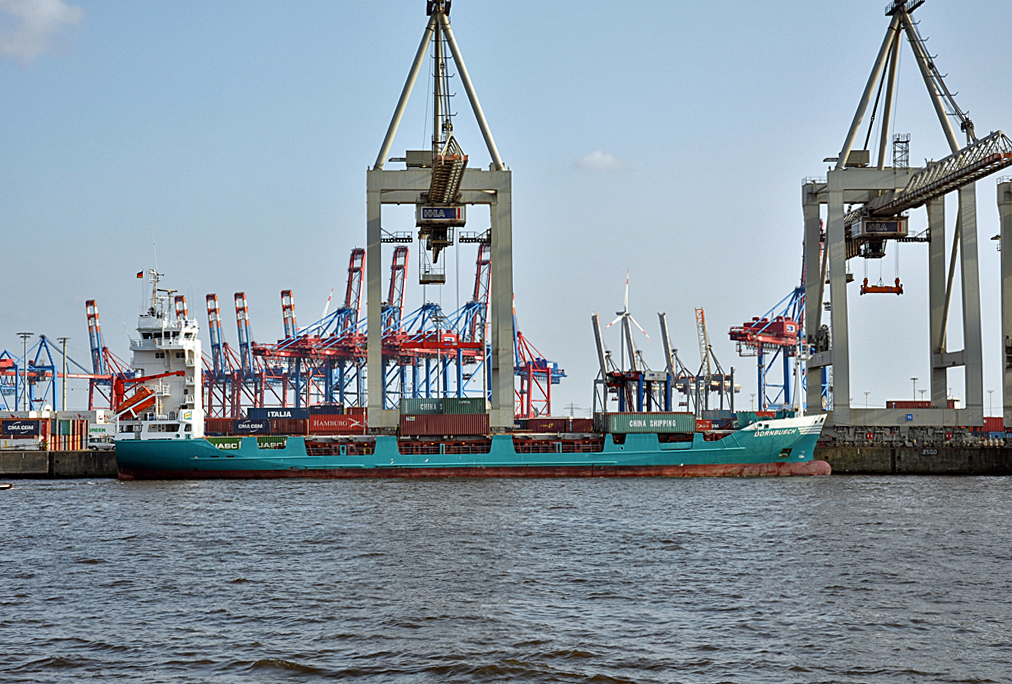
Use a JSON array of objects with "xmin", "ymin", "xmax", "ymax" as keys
[{"xmin": 119, "ymin": 460, "xmax": 831, "ymax": 480}]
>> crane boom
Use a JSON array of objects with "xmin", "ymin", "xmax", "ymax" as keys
[{"xmin": 695, "ymin": 308, "xmax": 712, "ymax": 377}]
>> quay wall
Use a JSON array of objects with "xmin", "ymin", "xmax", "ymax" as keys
[
  {"xmin": 817, "ymin": 446, "xmax": 1012, "ymax": 475},
  {"xmin": 0, "ymin": 450, "xmax": 117, "ymax": 478}
]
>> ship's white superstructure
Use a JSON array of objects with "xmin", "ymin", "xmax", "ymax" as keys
[{"xmin": 116, "ymin": 270, "xmax": 204, "ymax": 440}]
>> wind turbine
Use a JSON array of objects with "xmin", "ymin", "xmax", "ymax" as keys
[
  {"xmin": 320, "ymin": 287, "xmax": 335, "ymax": 319},
  {"xmin": 604, "ymin": 271, "xmax": 651, "ymax": 371}
]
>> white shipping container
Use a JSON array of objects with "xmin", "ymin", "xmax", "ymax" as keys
[
  {"xmin": 0, "ymin": 437, "xmax": 45, "ymax": 450},
  {"xmin": 89, "ymin": 424, "xmax": 115, "ymax": 438},
  {"xmin": 57, "ymin": 409, "xmax": 111, "ymax": 424}
]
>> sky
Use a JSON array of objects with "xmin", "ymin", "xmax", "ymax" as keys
[{"xmin": 2, "ymin": 0, "xmax": 1011, "ymax": 415}]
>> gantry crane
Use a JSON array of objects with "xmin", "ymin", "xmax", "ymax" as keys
[
  {"xmin": 804, "ymin": 0, "xmax": 1012, "ymax": 426},
  {"xmin": 367, "ymin": 0, "xmax": 514, "ymax": 431}
]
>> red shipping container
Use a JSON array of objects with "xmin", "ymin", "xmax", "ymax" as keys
[
  {"xmin": 886, "ymin": 400, "xmax": 958, "ymax": 409},
  {"xmin": 886, "ymin": 400, "xmax": 930, "ymax": 409},
  {"xmin": 205, "ymin": 418, "xmax": 234, "ymax": 435},
  {"xmin": 696, "ymin": 419, "xmax": 713, "ymax": 431},
  {"xmin": 570, "ymin": 418, "xmax": 594, "ymax": 432},
  {"xmin": 346, "ymin": 406, "xmax": 367, "ymax": 416},
  {"xmin": 984, "ymin": 417, "xmax": 1004, "ymax": 432},
  {"xmin": 309, "ymin": 414, "xmax": 367, "ymax": 435},
  {"xmin": 400, "ymin": 413, "xmax": 489, "ymax": 436},
  {"xmin": 756, "ymin": 411, "xmax": 775, "ymax": 418},
  {"xmin": 270, "ymin": 418, "xmax": 308, "ymax": 435},
  {"xmin": 527, "ymin": 417, "xmax": 570, "ymax": 432}
]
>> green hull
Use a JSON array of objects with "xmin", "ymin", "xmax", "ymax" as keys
[{"xmin": 116, "ymin": 415, "xmax": 829, "ymax": 479}]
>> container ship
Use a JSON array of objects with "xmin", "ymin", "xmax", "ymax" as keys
[{"xmin": 114, "ymin": 275, "xmax": 829, "ymax": 480}]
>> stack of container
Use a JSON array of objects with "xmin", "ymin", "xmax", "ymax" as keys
[
  {"xmin": 206, "ymin": 406, "xmax": 370, "ymax": 436},
  {"xmin": 0, "ymin": 414, "xmax": 88, "ymax": 450},
  {"xmin": 51, "ymin": 418, "xmax": 88, "ymax": 450},
  {"xmin": 1, "ymin": 417, "xmax": 51, "ymax": 450},
  {"xmin": 399, "ymin": 397, "xmax": 489, "ymax": 436},
  {"xmin": 247, "ymin": 407, "xmax": 310, "ymax": 436}
]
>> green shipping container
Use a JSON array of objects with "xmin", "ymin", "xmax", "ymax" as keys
[
  {"xmin": 735, "ymin": 411, "xmax": 758, "ymax": 428},
  {"xmin": 442, "ymin": 397, "xmax": 488, "ymax": 414},
  {"xmin": 400, "ymin": 398, "xmax": 444, "ymax": 415},
  {"xmin": 606, "ymin": 412, "xmax": 696, "ymax": 434}
]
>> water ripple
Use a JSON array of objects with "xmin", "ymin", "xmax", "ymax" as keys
[{"xmin": 1, "ymin": 476, "xmax": 1011, "ymax": 682}]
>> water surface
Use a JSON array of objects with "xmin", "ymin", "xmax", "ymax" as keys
[{"xmin": 2, "ymin": 476, "xmax": 1010, "ymax": 682}]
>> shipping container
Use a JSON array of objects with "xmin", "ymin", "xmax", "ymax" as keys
[
  {"xmin": 204, "ymin": 418, "xmax": 234, "ymax": 436},
  {"xmin": 527, "ymin": 417, "xmax": 570, "ymax": 432},
  {"xmin": 603, "ymin": 412, "xmax": 696, "ymax": 434},
  {"xmin": 570, "ymin": 418, "xmax": 594, "ymax": 433},
  {"xmin": 308, "ymin": 404, "xmax": 345, "ymax": 415},
  {"xmin": 270, "ymin": 418, "xmax": 309, "ymax": 435},
  {"xmin": 734, "ymin": 411, "xmax": 758, "ymax": 428},
  {"xmin": 442, "ymin": 397, "xmax": 488, "ymax": 414},
  {"xmin": 234, "ymin": 419, "xmax": 271, "ymax": 435},
  {"xmin": 0, "ymin": 411, "xmax": 46, "ymax": 420},
  {"xmin": 2, "ymin": 419, "xmax": 45, "ymax": 437},
  {"xmin": 400, "ymin": 398, "xmax": 444, "ymax": 415},
  {"xmin": 346, "ymin": 406, "xmax": 367, "ymax": 416},
  {"xmin": 399, "ymin": 413, "xmax": 489, "ymax": 436},
  {"xmin": 695, "ymin": 419, "xmax": 713, "ymax": 431},
  {"xmin": 247, "ymin": 407, "xmax": 310, "ymax": 421},
  {"xmin": 309, "ymin": 414, "xmax": 367, "ymax": 435},
  {"xmin": 886, "ymin": 400, "xmax": 958, "ymax": 409},
  {"xmin": 984, "ymin": 417, "xmax": 1004, "ymax": 433},
  {"xmin": 89, "ymin": 423, "xmax": 116, "ymax": 440},
  {"xmin": 0, "ymin": 437, "xmax": 46, "ymax": 450},
  {"xmin": 55, "ymin": 409, "xmax": 112, "ymax": 424}
]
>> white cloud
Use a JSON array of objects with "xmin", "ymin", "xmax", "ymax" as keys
[
  {"xmin": 575, "ymin": 150, "xmax": 626, "ymax": 172},
  {"xmin": 0, "ymin": 0, "xmax": 83, "ymax": 63}
]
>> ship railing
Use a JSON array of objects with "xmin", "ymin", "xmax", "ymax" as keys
[
  {"xmin": 512, "ymin": 440, "xmax": 605, "ymax": 454},
  {"xmin": 398, "ymin": 442, "xmax": 493, "ymax": 456}
]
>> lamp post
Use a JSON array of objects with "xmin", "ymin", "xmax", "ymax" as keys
[
  {"xmin": 17, "ymin": 332, "xmax": 33, "ymax": 411},
  {"xmin": 988, "ymin": 389, "xmax": 994, "ymax": 417},
  {"xmin": 919, "ymin": 389, "xmax": 926, "ymax": 401},
  {"xmin": 750, "ymin": 393, "xmax": 756, "ymax": 411},
  {"xmin": 864, "ymin": 391, "xmax": 870, "ymax": 408},
  {"xmin": 911, "ymin": 377, "xmax": 918, "ymax": 400},
  {"xmin": 57, "ymin": 337, "xmax": 70, "ymax": 411}
]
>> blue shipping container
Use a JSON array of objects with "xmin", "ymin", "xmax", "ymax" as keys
[
  {"xmin": 234, "ymin": 419, "xmax": 271, "ymax": 435},
  {"xmin": 2, "ymin": 419, "xmax": 42, "ymax": 436},
  {"xmin": 308, "ymin": 404, "xmax": 345, "ymax": 415},
  {"xmin": 247, "ymin": 407, "xmax": 310, "ymax": 420}
]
